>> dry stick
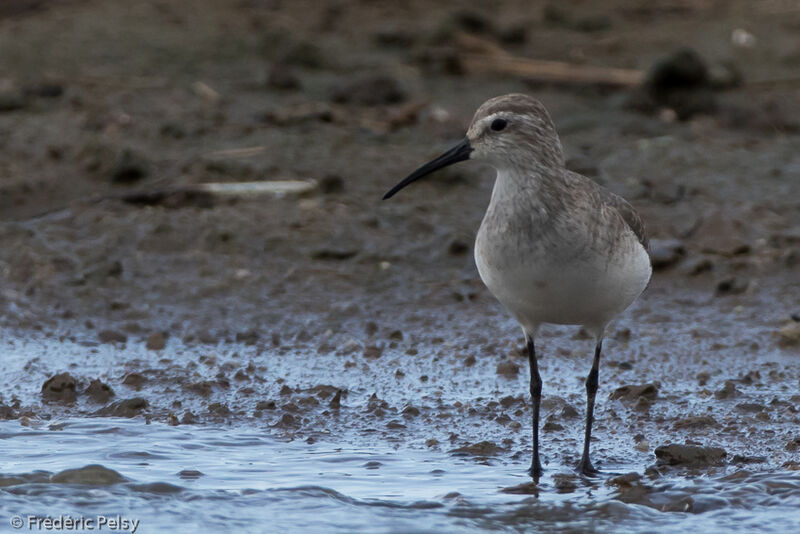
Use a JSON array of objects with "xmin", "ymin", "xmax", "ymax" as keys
[
  {"xmin": 453, "ymin": 32, "xmax": 644, "ymax": 88},
  {"xmin": 460, "ymin": 54, "xmax": 645, "ymax": 87}
]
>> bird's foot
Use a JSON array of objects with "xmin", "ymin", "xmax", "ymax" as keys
[{"xmin": 577, "ymin": 457, "xmax": 599, "ymax": 477}]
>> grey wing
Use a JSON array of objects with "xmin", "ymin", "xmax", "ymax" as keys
[
  {"xmin": 565, "ymin": 171, "xmax": 649, "ymax": 252},
  {"xmin": 602, "ymin": 192, "xmax": 649, "ymax": 252}
]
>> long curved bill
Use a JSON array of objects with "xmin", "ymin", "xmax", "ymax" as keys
[{"xmin": 383, "ymin": 138, "xmax": 473, "ymax": 200}]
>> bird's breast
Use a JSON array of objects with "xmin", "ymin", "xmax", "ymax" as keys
[{"xmin": 474, "ymin": 210, "xmax": 651, "ymax": 331}]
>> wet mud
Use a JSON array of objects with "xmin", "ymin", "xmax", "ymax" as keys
[{"xmin": 1, "ymin": 0, "xmax": 799, "ymax": 532}]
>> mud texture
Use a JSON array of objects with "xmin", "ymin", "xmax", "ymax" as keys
[{"xmin": 0, "ymin": 1, "xmax": 799, "ymax": 531}]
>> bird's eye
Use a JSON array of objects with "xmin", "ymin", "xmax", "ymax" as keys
[{"xmin": 490, "ymin": 118, "xmax": 507, "ymax": 132}]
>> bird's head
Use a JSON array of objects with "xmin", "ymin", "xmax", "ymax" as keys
[{"xmin": 383, "ymin": 94, "xmax": 563, "ymax": 200}]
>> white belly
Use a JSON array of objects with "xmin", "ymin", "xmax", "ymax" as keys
[{"xmin": 474, "ymin": 225, "xmax": 651, "ymax": 335}]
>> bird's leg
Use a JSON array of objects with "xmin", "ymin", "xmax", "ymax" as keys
[
  {"xmin": 578, "ymin": 339, "xmax": 603, "ymax": 476},
  {"xmin": 527, "ymin": 335, "xmax": 543, "ymax": 479}
]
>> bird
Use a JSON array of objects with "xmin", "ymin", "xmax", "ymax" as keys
[{"xmin": 383, "ymin": 93, "xmax": 651, "ymax": 478}]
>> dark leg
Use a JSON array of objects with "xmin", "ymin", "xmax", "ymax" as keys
[
  {"xmin": 527, "ymin": 335, "xmax": 543, "ymax": 479},
  {"xmin": 578, "ymin": 340, "xmax": 603, "ymax": 476}
]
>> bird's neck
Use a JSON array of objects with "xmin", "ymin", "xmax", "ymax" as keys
[{"xmin": 489, "ymin": 164, "xmax": 569, "ymax": 214}]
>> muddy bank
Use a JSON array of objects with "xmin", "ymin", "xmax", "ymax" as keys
[{"xmin": 0, "ymin": 0, "xmax": 799, "ymax": 532}]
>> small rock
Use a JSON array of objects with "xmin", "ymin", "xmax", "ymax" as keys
[
  {"xmin": 97, "ymin": 397, "xmax": 148, "ymax": 417},
  {"xmin": 374, "ymin": 27, "xmax": 416, "ymax": 48},
  {"xmin": 501, "ymin": 482, "xmax": 539, "ymax": 494},
  {"xmin": 649, "ymin": 239, "xmax": 685, "ymax": 270},
  {"xmin": 41, "ymin": 373, "xmax": 77, "ymax": 403},
  {"xmin": 363, "ymin": 345, "xmax": 383, "ymax": 359},
  {"xmin": 714, "ymin": 380, "xmax": 737, "ymax": 399},
  {"xmin": 51, "ymin": 465, "xmax": 126, "ymax": 485},
  {"xmin": 146, "ymin": 332, "xmax": 167, "ymax": 350},
  {"xmin": 497, "ymin": 24, "xmax": 527, "ymax": 45},
  {"xmin": 256, "ymin": 400, "xmax": 277, "ymax": 411},
  {"xmin": 778, "ymin": 320, "xmax": 800, "ymax": 347},
  {"xmin": 311, "ymin": 247, "xmax": 359, "ymax": 261},
  {"xmin": 85, "ymin": 379, "xmax": 114, "ymax": 403},
  {"xmin": 553, "ymin": 473, "xmax": 578, "ymax": 493},
  {"xmin": 629, "ymin": 48, "xmax": 716, "ymax": 120},
  {"xmin": 279, "ymin": 40, "xmax": 325, "ymax": 68},
  {"xmin": 496, "ymin": 360, "xmax": 520, "ymax": 377},
  {"xmin": 235, "ymin": 331, "xmax": 259, "ymax": 345},
  {"xmin": 715, "ymin": 277, "xmax": 748, "ymax": 296},
  {"xmin": 654, "ymin": 444, "xmax": 726, "ymax": 466},
  {"xmin": 452, "ymin": 9, "xmax": 492, "ymax": 34},
  {"xmin": 402, "ymin": 405, "xmax": 420, "ymax": 418},
  {"xmin": 450, "ymin": 440, "xmax": 503, "ymax": 456},
  {"xmin": 732, "ymin": 454, "xmax": 766, "ymax": 464},
  {"xmin": 696, "ymin": 371, "xmax": 710, "ymax": 386},
  {"xmin": 329, "ymin": 390, "xmax": 342, "ymax": 410},
  {"xmin": 448, "ymin": 239, "xmax": 469, "ymax": 256},
  {"xmin": 267, "ymin": 63, "xmax": 301, "ymax": 90},
  {"xmin": 25, "ymin": 82, "xmax": 64, "ymax": 98},
  {"xmin": 110, "ymin": 149, "xmax": 149, "ymax": 184},
  {"xmin": 330, "ymin": 75, "xmax": 406, "ymax": 106},
  {"xmin": 543, "ymin": 421, "xmax": 563, "ymax": 431},
  {"xmin": 318, "ymin": 174, "xmax": 344, "ymax": 194},
  {"xmin": 609, "ymin": 383, "xmax": 658, "ymax": 401},
  {"xmin": 684, "ymin": 257, "xmax": 714, "ymax": 276},
  {"xmin": 0, "ymin": 90, "xmax": 27, "ymax": 112},
  {"xmin": 673, "ymin": 415, "xmax": 716, "ymax": 430},
  {"xmin": 98, "ymin": 330, "xmax": 127, "ymax": 344},
  {"xmin": 561, "ymin": 404, "xmax": 579, "ymax": 418},
  {"xmin": 0, "ymin": 404, "xmax": 16, "ymax": 420},
  {"xmin": 122, "ymin": 372, "xmax": 146, "ymax": 388},
  {"xmin": 607, "ymin": 472, "xmax": 642, "ymax": 488},
  {"xmin": 275, "ymin": 413, "xmax": 297, "ymax": 428},
  {"xmin": 178, "ymin": 469, "xmax": 204, "ymax": 480}
]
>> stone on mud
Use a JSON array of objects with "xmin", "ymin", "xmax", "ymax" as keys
[
  {"xmin": 41, "ymin": 373, "xmax": 77, "ymax": 403},
  {"xmin": 98, "ymin": 329, "xmax": 127, "ymax": 344},
  {"xmin": 97, "ymin": 397, "xmax": 148, "ymax": 417},
  {"xmin": 51, "ymin": 465, "xmax": 127, "ymax": 485},
  {"xmin": 330, "ymin": 75, "xmax": 406, "ymax": 106},
  {"xmin": 450, "ymin": 441, "xmax": 503, "ymax": 456},
  {"xmin": 654, "ymin": 444, "xmax": 726, "ymax": 466},
  {"xmin": 609, "ymin": 383, "xmax": 658, "ymax": 401},
  {"xmin": 146, "ymin": 332, "xmax": 168, "ymax": 350},
  {"xmin": 85, "ymin": 379, "xmax": 114, "ymax": 403}
]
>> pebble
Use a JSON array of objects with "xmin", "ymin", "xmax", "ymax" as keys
[
  {"xmin": 649, "ymin": 239, "xmax": 685, "ymax": 270},
  {"xmin": 714, "ymin": 381, "xmax": 737, "ymax": 399},
  {"xmin": 330, "ymin": 75, "xmax": 406, "ymax": 106},
  {"xmin": 609, "ymin": 383, "xmax": 658, "ymax": 401},
  {"xmin": 98, "ymin": 330, "xmax": 127, "ymax": 344},
  {"xmin": 673, "ymin": 415, "xmax": 716, "ymax": 430},
  {"xmin": 85, "ymin": 379, "xmax": 114, "ymax": 403},
  {"xmin": 778, "ymin": 320, "xmax": 800, "ymax": 347},
  {"xmin": 146, "ymin": 332, "xmax": 167, "ymax": 350},
  {"xmin": 654, "ymin": 444, "xmax": 727, "ymax": 466},
  {"xmin": 110, "ymin": 149, "xmax": 149, "ymax": 184},
  {"xmin": 267, "ymin": 63, "xmax": 301, "ymax": 90},
  {"xmin": 51, "ymin": 465, "xmax": 127, "ymax": 485},
  {"xmin": 97, "ymin": 397, "xmax": 148, "ymax": 417},
  {"xmin": 0, "ymin": 90, "xmax": 28, "ymax": 112},
  {"xmin": 715, "ymin": 277, "xmax": 749, "ymax": 296},
  {"xmin": 41, "ymin": 373, "xmax": 77, "ymax": 403},
  {"xmin": 496, "ymin": 360, "xmax": 520, "ymax": 377},
  {"xmin": 450, "ymin": 440, "xmax": 502, "ymax": 456}
]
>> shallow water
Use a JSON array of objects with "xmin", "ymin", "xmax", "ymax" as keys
[{"xmin": 2, "ymin": 417, "xmax": 800, "ymax": 534}]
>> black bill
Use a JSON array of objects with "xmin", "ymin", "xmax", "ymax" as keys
[{"xmin": 383, "ymin": 138, "xmax": 473, "ymax": 200}]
